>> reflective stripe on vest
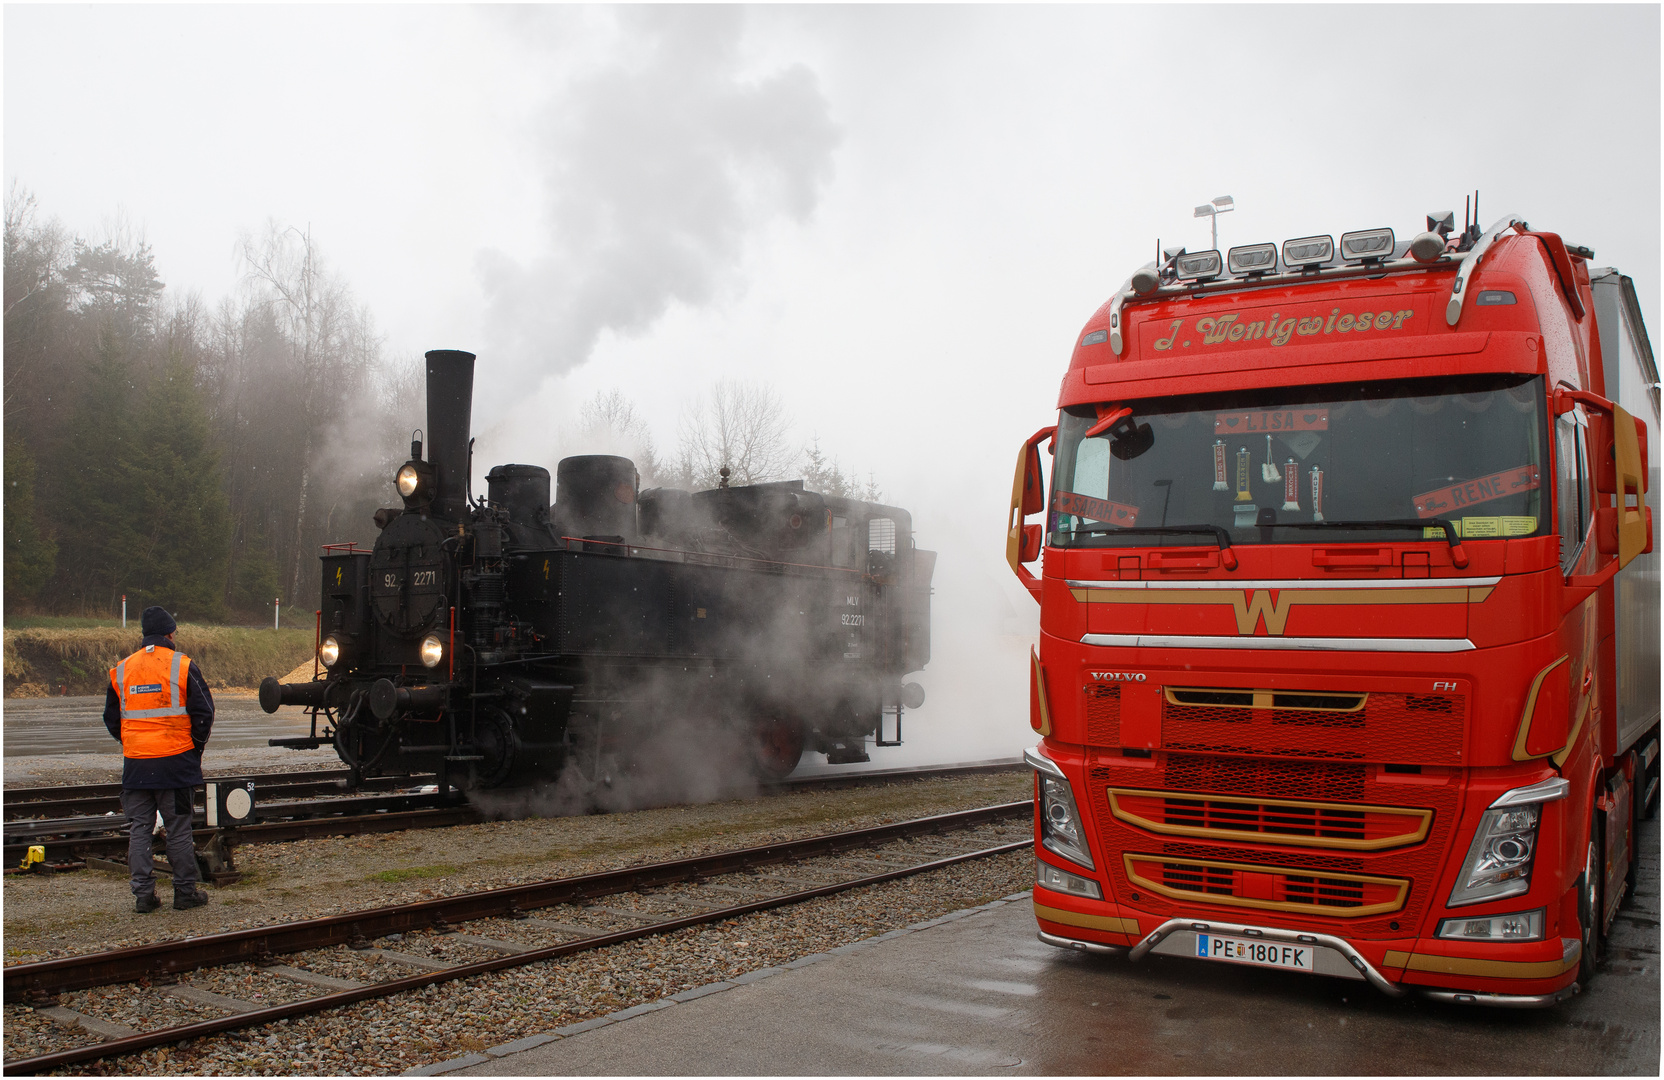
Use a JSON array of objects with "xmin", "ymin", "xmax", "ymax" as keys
[{"xmin": 111, "ymin": 645, "xmax": 194, "ymax": 758}]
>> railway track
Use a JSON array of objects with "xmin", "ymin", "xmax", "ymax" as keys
[
  {"xmin": 3, "ymin": 771, "xmax": 432, "ymax": 820},
  {"xmin": 3, "ymin": 760, "xmax": 1025, "ymax": 866},
  {"xmin": 2, "ymin": 801, "xmax": 1034, "ymax": 1075}
]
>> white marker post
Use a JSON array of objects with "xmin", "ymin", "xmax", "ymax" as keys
[
  {"xmin": 121, "ymin": 594, "xmax": 127, "ymax": 628},
  {"xmin": 274, "ymin": 596, "xmax": 280, "ymax": 630}
]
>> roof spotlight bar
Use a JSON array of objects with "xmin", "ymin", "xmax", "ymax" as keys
[{"xmin": 1103, "ymin": 215, "xmax": 1526, "ymax": 356}]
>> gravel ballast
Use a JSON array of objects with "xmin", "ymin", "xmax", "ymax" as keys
[{"xmin": 4, "ymin": 752, "xmax": 1035, "ymax": 1074}]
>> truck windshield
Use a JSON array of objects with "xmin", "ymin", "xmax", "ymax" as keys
[{"xmin": 1050, "ymin": 374, "xmax": 1547, "ymax": 547}]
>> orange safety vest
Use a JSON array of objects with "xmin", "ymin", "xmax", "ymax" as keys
[{"xmin": 110, "ymin": 645, "xmax": 195, "ymax": 759}]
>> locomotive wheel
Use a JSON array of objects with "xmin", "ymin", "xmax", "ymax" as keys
[
  {"xmin": 469, "ymin": 707, "xmax": 520, "ymax": 789},
  {"xmin": 752, "ymin": 716, "xmax": 805, "ymax": 781}
]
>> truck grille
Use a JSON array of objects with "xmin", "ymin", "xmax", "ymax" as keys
[
  {"xmin": 1162, "ymin": 690, "xmax": 1464, "ymax": 765},
  {"xmin": 1105, "ymin": 788, "xmax": 1431, "ymax": 850},
  {"xmin": 1124, "ymin": 854, "xmax": 1408, "ymax": 917},
  {"xmin": 1089, "ymin": 753, "xmax": 1458, "ymax": 935}
]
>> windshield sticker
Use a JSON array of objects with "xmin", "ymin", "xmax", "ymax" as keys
[
  {"xmin": 1147, "ymin": 305, "xmax": 1420, "ymax": 356},
  {"xmin": 1215, "ymin": 409, "xmax": 1329, "ymax": 434},
  {"xmin": 1056, "ymin": 492, "xmax": 1140, "ymax": 526},
  {"xmin": 1413, "ymin": 467, "xmax": 1541, "ymax": 519},
  {"xmin": 1425, "ymin": 516, "xmax": 1538, "ymax": 539}
]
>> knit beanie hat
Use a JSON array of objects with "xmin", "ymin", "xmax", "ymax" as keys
[{"xmin": 141, "ymin": 606, "xmax": 178, "ymax": 637}]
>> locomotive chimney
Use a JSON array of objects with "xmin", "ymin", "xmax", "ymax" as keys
[{"xmin": 425, "ymin": 349, "xmax": 475, "ymax": 520}]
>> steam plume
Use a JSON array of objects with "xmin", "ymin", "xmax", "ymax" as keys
[{"xmin": 475, "ymin": 7, "xmax": 839, "ymax": 415}]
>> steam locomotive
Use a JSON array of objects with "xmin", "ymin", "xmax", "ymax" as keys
[{"xmin": 259, "ymin": 350, "xmax": 934, "ymax": 792}]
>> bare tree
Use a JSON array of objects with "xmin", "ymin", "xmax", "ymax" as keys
[
  {"xmin": 673, "ymin": 380, "xmax": 794, "ymax": 490},
  {"xmin": 236, "ymin": 222, "xmax": 381, "ymax": 603},
  {"xmin": 4, "ymin": 185, "xmax": 71, "ymax": 425},
  {"xmin": 576, "ymin": 388, "xmax": 661, "ymax": 483}
]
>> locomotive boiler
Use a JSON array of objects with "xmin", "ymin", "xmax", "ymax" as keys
[{"xmin": 260, "ymin": 350, "xmax": 934, "ymax": 792}]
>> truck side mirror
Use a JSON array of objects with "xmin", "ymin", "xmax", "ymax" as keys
[
  {"xmin": 1020, "ymin": 444, "xmax": 1045, "ymax": 516},
  {"xmin": 1558, "ymin": 389, "xmax": 1650, "ymax": 571},
  {"xmin": 1007, "ymin": 425, "xmax": 1057, "ymax": 601}
]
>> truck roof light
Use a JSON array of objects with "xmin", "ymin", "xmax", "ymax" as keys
[
  {"xmin": 1408, "ymin": 231, "xmax": 1447, "ymax": 263},
  {"xmin": 1339, "ymin": 228, "xmax": 1395, "ymax": 263},
  {"xmin": 1174, "ymin": 250, "xmax": 1223, "ymax": 281},
  {"xmin": 1283, "ymin": 235, "xmax": 1334, "ymax": 268},
  {"xmin": 1227, "ymin": 243, "xmax": 1278, "ymax": 276}
]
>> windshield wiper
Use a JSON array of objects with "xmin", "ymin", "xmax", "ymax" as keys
[
  {"xmin": 1061, "ymin": 524, "xmax": 1237, "ymax": 570},
  {"xmin": 1271, "ymin": 518, "xmax": 1469, "ymax": 568}
]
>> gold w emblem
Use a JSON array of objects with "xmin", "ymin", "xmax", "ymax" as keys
[{"xmin": 1231, "ymin": 591, "xmax": 1296, "ymax": 635}]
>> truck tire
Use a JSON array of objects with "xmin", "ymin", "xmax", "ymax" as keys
[{"xmin": 1577, "ymin": 818, "xmax": 1604, "ymax": 985}]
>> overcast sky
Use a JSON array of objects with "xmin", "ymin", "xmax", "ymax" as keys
[{"xmin": 7, "ymin": 5, "xmax": 1659, "ymax": 758}]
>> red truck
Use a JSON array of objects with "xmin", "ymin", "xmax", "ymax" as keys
[{"xmin": 1009, "ymin": 210, "xmax": 1659, "ymax": 1005}]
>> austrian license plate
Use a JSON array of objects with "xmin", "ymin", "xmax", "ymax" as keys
[{"xmin": 1195, "ymin": 933, "xmax": 1314, "ymax": 972}]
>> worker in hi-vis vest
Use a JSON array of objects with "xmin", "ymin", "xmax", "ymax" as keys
[{"xmin": 103, "ymin": 606, "xmax": 215, "ymax": 912}]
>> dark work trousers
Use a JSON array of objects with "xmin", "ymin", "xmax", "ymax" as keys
[{"xmin": 120, "ymin": 788, "xmax": 199, "ymax": 895}]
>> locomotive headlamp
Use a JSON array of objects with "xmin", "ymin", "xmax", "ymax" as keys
[
  {"xmin": 1448, "ymin": 777, "xmax": 1566, "ymax": 907},
  {"xmin": 420, "ymin": 634, "xmax": 444, "ymax": 669},
  {"xmin": 1173, "ymin": 250, "xmax": 1222, "ymax": 281},
  {"xmin": 1227, "ymin": 243, "xmax": 1278, "ymax": 275},
  {"xmin": 395, "ymin": 460, "xmax": 437, "ymax": 508},
  {"xmin": 1282, "ymin": 235, "xmax": 1334, "ymax": 268},
  {"xmin": 1339, "ymin": 228, "xmax": 1395, "ymax": 263},
  {"xmin": 319, "ymin": 635, "xmax": 342, "ymax": 668}
]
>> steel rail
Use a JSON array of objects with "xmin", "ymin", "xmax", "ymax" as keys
[
  {"xmin": 4, "ymin": 801, "xmax": 1030, "ymax": 999},
  {"xmin": 5, "ymin": 792, "xmax": 458, "ymax": 841},
  {"xmin": 3, "ymin": 835, "xmax": 1033, "ymax": 1075},
  {"xmin": 4, "ymin": 773, "xmax": 429, "ymax": 820},
  {"xmin": 2, "ymin": 760, "xmax": 1021, "ymax": 818},
  {"xmin": 2, "ymin": 769, "xmax": 428, "ymax": 806},
  {"xmin": 2, "ymin": 761, "xmax": 1027, "ymax": 864},
  {"xmin": 4, "ymin": 806, "xmax": 483, "ymax": 865}
]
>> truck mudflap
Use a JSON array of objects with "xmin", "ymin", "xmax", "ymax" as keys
[{"xmin": 1040, "ymin": 913, "xmax": 1586, "ymax": 1008}]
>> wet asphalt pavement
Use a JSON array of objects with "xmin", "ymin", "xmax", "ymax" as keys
[{"xmin": 461, "ymin": 818, "xmax": 1659, "ymax": 1075}]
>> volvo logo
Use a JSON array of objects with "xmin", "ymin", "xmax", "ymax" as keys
[{"xmin": 1089, "ymin": 672, "xmax": 1146, "ymax": 682}]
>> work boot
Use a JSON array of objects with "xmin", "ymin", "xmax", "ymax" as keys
[
  {"xmin": 134, "ymin": 892, "xmax": 161, "ymax": 913},
  {"xmin": 173, "ymin": 887, "xmax": 209, "ymax": 910}
]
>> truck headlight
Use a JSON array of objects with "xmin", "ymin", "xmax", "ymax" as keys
[
  {"xmin": 1037, "ymin": 858, "xmax": 1103, "ymax": 900},
  {"xmin": 1025, "ymin": 745, "xmax": 1096, "ymax": 870},
  {"xmin": 1448, "ymin": 777, "xmax": 1566, "ymax": 907},
  {"xmin": 420, "ymin": 634, "xmax": 444, "ymax": 669},
  {"xmin": 319, "ymin": 636, "xmax": 341, "ymax": 668},
  {"xmin": 1437, "ymin": 908, "xmax": 1544, "ymax": 942}
]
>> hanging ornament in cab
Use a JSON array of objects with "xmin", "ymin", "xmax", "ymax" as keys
[{"xmin": 1262, "ymin": 435, "xmax": 1281, "ymax": 482}]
